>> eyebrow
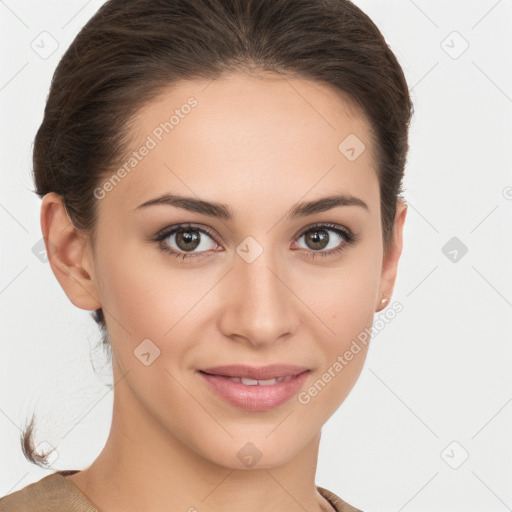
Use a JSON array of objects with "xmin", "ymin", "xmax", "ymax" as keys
[{"xmin": 135, "ymin": 192, "xmax": 368, "ymax": 220}]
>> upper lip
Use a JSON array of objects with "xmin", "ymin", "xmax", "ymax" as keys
[{"xmin": 198, "ymin": 364, "xmax": 310, "ymax": 380}]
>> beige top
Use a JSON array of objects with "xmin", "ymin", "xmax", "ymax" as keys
[{"xmin": 0, "ymin": 470, "xmax": 363, "ymax": 512}]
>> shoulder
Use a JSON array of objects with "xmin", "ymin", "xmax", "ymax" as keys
[
  {"xmin": 2, "ymin": 475, "xmax": 361, "ymax": 512},
  {"xmin": 0, "ymin": 471, "xmax": 98, "ymax": 512},
  {"xmin": 317, "ymin": 485, "xmax": 364, "ymax": 512}
]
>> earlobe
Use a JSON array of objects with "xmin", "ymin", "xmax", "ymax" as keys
[
  {"xmin": 40, "ymin": 192, "xmax": 101, "ymax": 311},
  {"xmin": 375, "ymin": 198, "xmax": 408, "ymax": 311},
  {"xmin": 375, "ymin": 292, "xmax": 390, "ymax": 312}
]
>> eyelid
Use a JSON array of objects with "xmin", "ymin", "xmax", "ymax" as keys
[
  {"xmin": 293, "ymin": 221, "xmax": 353, "ymax": 241},
  {"xmin": 152, "ymin": 223, "xmax": 221, "ymax": 250},
  {"xmin": 292, "ymin": 222, "xmax": 357, "ymax": 258}
]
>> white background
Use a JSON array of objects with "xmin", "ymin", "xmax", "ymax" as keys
[{"xmin": 1, "ymin": 1, "xmax": 511, "ymax": 511}]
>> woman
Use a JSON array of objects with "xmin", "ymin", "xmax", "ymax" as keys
[{"xmin": 0, "ymin": 0, "xmax": 412, "ymax": 510}]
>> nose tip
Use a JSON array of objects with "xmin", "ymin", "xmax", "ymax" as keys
[{"xmin": 217, "ymin": 255, "xmax": 298, "ymax": 348}]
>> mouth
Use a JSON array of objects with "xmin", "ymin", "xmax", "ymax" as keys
[
  {"xmin": 197, "ymin": 364, "xmax": 310, "ymax": 381},
  {"xmin": 196, "ymin": 365, "xmax": 311, "ymax": 411},
  {"xmin": 198, "ymin": 372, "xmax": 298, "ymax": 386}
]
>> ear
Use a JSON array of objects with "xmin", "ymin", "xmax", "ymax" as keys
[
  {"xmin": 40, "ymin": 192, "xmax": 101, "ymax": 311},
  {"xmin": 375, "ymin": 198, "xmax": 407, "ymax": 312}
]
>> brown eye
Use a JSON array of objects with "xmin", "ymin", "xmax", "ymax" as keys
[
  {"xmin": 154, "ymin": 223, "xmax": 220, "ymax": 260},
  {"xmin": 294, "ymin": 224, "xmax": 357, "ymax": 259},
  {"xmin": 174, "ymin": 228, "xmax": 202, "ymax": 252},
  {"xmin": 303, "ymin": 228, "xmax": 330, "ymax": 251}
]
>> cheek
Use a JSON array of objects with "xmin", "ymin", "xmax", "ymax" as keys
[
  {"xmin": 96, "ymin": 242, "xmax": 217, "ymax": 365},
  {"xmin": 94, "ymin": 242, "xmax": 175, "ymax": 344},
  {"xmin": 293, "ymin": 242, "xmax": 380, "ymax": 408},
  {"xmin": 296, "ymin": 267, "xmax": 376, "ymax": 418},
  {"xmin": 332, "ymin": 266, "xmax": 378, "ymax": 340},
  {"xmin": 298, "ymin": 255, "xmax": 379, "ymax": 344},
  {"xmin": 332, "ymin": 234, "xmax": 382, "ymax": 335}
]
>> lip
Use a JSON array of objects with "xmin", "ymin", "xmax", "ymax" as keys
[
  {"xmin": 198, "ymin": 364, "xmax": 310, "ymax": 380},
  {"xmin": 197, "ymin": 365, "xmax": 311, "ymax": 411}
]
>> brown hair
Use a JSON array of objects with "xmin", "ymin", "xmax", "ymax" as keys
[{"xmin": 23, "ymin": 0, "xmax": 413, "ymax": 466}]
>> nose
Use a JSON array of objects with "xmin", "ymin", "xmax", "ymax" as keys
[{"xmin": 217, "ymin": 247, "xmax": 299, "ymax": 349}]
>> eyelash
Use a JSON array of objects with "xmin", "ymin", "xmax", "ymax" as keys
[{"xmin": 152, "ymin": 222, "xmax": 358, "ymax": 261}]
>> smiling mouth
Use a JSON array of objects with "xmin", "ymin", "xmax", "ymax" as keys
[
  {"xmin": 197, "ymin": 363, "xmax": 310, "ymax": 381},
  {"xmin": 197, "ymin": 368, "xmax": 311, "ymax": 411},
  {"xmin": 199, "ymin": 371, "xmax": 297, "ymax": 386}
]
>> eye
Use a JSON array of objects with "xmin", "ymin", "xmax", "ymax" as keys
[
  {"xmin": 292, "ymin": 223, "xmax": 358, "ymax": 259},
  {"xmin": 153, "ymin": 223, "xmax": 220, "ymax": 260},
  {"xmin": 152, "ymin": 222, "xmax": 358, "ymax": 261}
]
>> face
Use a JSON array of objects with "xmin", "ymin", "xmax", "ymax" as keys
[{"xmin": 47, "ymin": 71, "xmax": 406, "ymax": 470}]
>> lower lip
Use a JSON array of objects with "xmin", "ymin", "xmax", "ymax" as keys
[{"xmin": 198, "ymin": 371, "xmax": 311, "ymax": 411}]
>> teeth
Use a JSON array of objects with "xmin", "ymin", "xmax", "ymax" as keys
[
  {"xmin": 240, "ymin": 377, "xmax": 263, "ymax": 385},
  {"xmin": 225, "ymin": 376, "xmax": 294, "ymax": 385},
  {"xmin": 255, "ymin": 378, "xmax": 277, "ymax": 386}
]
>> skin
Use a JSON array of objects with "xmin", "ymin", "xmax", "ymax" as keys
[{"xmin": 41, "ymin": 71, "xmax": 407, "ymax": 512}]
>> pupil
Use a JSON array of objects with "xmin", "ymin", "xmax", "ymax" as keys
[
  {"xmin": 307, "ymin": 230, "xmax": 328, "ymax": 250},
  {"xmin": 177, "ymin": 229, "xmax": 200, "ymax": 251}
]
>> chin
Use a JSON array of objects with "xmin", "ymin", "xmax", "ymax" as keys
[{"xmin": 196, "ymin": 434, "xmax": 303, "ymax": 471}]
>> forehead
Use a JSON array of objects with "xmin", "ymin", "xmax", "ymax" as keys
[{"xmin": 98, "ymin": 72, "xmax": 379, "ymax": 220}]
